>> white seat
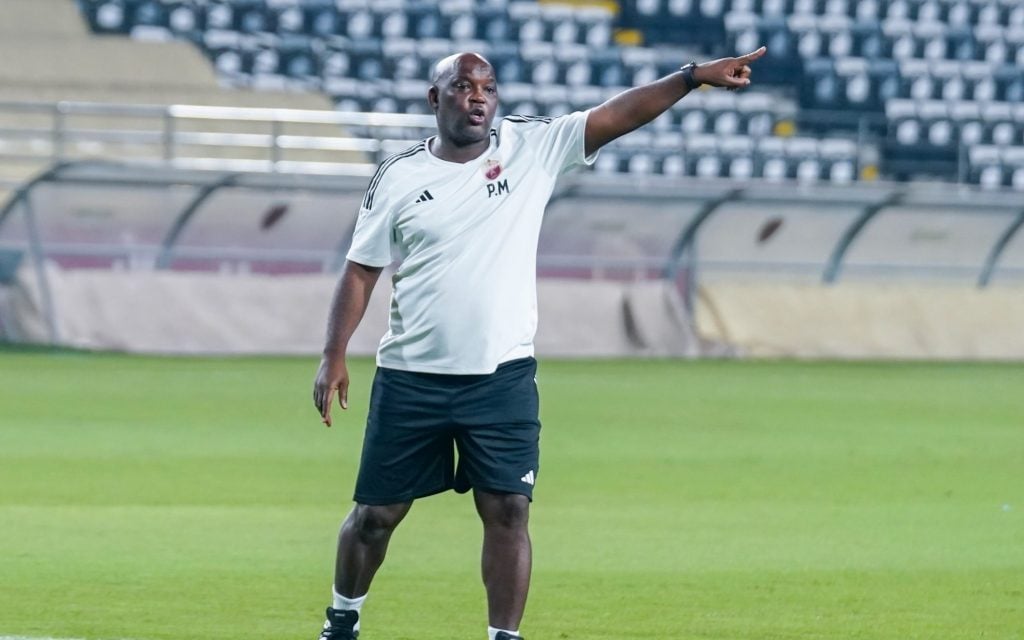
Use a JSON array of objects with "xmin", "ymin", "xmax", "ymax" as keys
[
  {"xmin": 797, "ymin": 159, "xmax": 821, "ymax": 183},
  {"xmin": 819, "ymin": 138, "xmax": 857, "ymax": 159},
  {"xmin": 662, "ymin": 155, "xmax": 686, "ymax": 177},
  {"xmin": 1012, "ymin": 168, "xmax": 1024, "ymax": 191},
  {"xmin": 681, "ymin": 110, "xmax": 708, "ymax": 134},
  {"xmin": 960, "ymin": 121, "xmax": 984, "ymax": 146},
  {"xmin": 896, "ymin": 119, "xmax": 921, "ymax": 145},
  {"xmin": 980, "ymin": 165, "xmax": 1003, "ymax": 189},
  {"xmin": 714, "ymin": 112, "xmax": 742, "ymax": 136},
  {"xmin": 829, "ymin": 31, "xmax": 853, "ymax": 58},
  {"xmin": 747, "ymin": 113, "xmax": 774, "ymax": 137},
  {"xmin": 798, "ymin": 30, "xmax": 823, "ymax": 58},
  {"xmin": 846, "ymin": 74, "xmax": 871, "ymax": 104},
  {"xmin": 652, "ymin": 131, "xmax": 685, "ymax": 149},
  {"xmin": 884, "ymin": 98, "xmax": 917, "ymax": 120},
  {"xmin": 687, "ymin": 134, "xmax": 719, "ymax": 154},
  {"xmin": 887, "ymin": 1, "xmax": 911, "ymax": 21},
  {"xmin": 564, "ymin": 60, "xmax": 591, "ymax": 87},
  {"xmin": 892, "ymin": 34, "xmax": 916, "ymax": 59},
  {"xmin": 628, "ymin": 153, "xmax": 655, "ymax": 175},
  {"xmin": 785, "ymin": 137, "xmax": 819, "ymax": 157},
  {"xmin": 928, "ymin": 120, "xmax": 953, "ymax": 146},
  {"xmin": 449, "ymin": 14, "xmax": 476, "ymax": 40},
  {"xmin": 763, "ymin": 157, "xmax": 788, "ymax": 182},
  {"xmin": 729, "ymin": 157, "xmax": 754, "ymax": 180},
  {"xmin": 947, "ymin": 3, "xmax": 970, "ymax": 28},
  {"xmin": 992, "ymin": 122, "xmax": 1016, "ymax": 146},
  {"xmin": 855, "ymin": 0, "xmax": 879, "ymax": 21},
  {"xmin": 910, "ymin": 76, "xmax": 934, "ymax": 101},
  {"xmin": 721, "ymin": 135, "xmax": 755, "ymax": 155},
  {"xmin": 942, "ymin": 77, "xmax": 966, "ymax": 101},
  {"xmin": 825, "ymin": 0, "xmax": 849, "ymax": 17},
  {"xmin": 923, "ymin": 36, "xmax": 947, "ymax": 60},
  {"xmin": 169, "ymin": 5, "xmax": 199, "ymax": 33},
  {"xmin": 757, "ymin": 137, "xmax": 786, "ymax": 154},
  {"xmin": 917, "ymin": 1, "xmax": 940, "ymax": 23},
  {"xmin": 829, "ymin": 160, "xmax": 856, "ymax": 184},
  {"xmin": 793, "ymin": 0, "xmax": 817, "ymax": 15},
  {"xmin": 978, "ymin": 4, "xmax": 1001, "ymax": 26},
  {"xmin": 551, "ymin": 21, "xmax": 578, "ymax": 45},
  {"xmin": 700, "ymin": 0, "xmax": 726, "ymax": 18},
  {"xmin": 762, "ymin": 0, "xmax": 785, "ymax": 16},
  {"xmin": 696, "ymin": 155, "xmax": 722, "ymax": 178},
  {"xmin": 973, "ymin": 77, "xmax": 997, "ymax": 101}
]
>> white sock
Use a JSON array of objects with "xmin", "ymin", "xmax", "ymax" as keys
[
  {"xmin": 331, "ymin": 587, "xmax": 366, "ymax": 632},
  {"xmin": 487, "ymin": 626, "xmax": 520, "ymax": 640}
]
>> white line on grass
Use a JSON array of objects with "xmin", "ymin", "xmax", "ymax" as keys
[{"xmin": 0, "ymin": 634, "xmax": 136, "ymax": 638}]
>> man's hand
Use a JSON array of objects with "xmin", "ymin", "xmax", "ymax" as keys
[
  {"xmin": 313, "ymin": 355, "xmax": 349, "ymax": 427},
  {"xmin": 694, "ymin": 46, "xmax": 767, "ymax": 90}
]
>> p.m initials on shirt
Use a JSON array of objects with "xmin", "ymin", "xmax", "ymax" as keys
[{"xmin": 486, "ymin": 179, "xmax": 510, "ymax": 198}]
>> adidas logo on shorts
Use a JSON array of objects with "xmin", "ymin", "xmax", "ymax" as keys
[{"xmin": 520, "ymin": 470, "xmax": 535, "ymax": 486}]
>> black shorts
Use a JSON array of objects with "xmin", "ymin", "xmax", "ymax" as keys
[{"xmin": 353, "ymin": 357, "xmax": 541, "ymax": 505}]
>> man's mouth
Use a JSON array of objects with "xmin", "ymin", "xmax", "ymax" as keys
[{"xmin": 468, "ymin": 109, "xmax": 486, "ymax": 125}]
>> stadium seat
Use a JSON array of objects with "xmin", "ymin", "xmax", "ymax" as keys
[
  {"xmin": 970, "ymin": 145, "xmax": 1005, "ymax": 189},
  {"xmin": 757, "ymin": 136, "xmax": 789, "ymax": 181}
]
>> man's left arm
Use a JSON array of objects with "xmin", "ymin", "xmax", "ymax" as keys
[{"xmin": 584, "ymin": 46, "xmax": 768, "ymax": 157}]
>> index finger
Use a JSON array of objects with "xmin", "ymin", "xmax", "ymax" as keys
[
  {"xmin": 322, "ymin": 387, "xmax": 335, "ymax": 427},
  {"xmin": 738, "ymin": 46, "xmax": 767, "ymax": 63}
]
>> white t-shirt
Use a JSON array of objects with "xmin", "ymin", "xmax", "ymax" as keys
[{"xmin": 346, "ymin": 110, "xmax": 596, "ymax": 374}]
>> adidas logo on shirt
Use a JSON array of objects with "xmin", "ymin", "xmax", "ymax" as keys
[
  {"xmin": 520, "ymin": 470, "xmax": 535, "ymax": 486},
  {"xmin": 414, "ymin": 190, "xmax": 434, "ymax": 203}
]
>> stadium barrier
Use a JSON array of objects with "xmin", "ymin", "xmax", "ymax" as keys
[
  {"xmin": 3, "ymin": 263, "xmax": 699, "ymax": 357},
  {"xmin": 2, "ymin": 159, "xmax": 1024, "ymax": 360}
]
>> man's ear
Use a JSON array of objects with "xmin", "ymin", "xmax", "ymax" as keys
[{"xmin": 427, "ymin": 86, "xmax": 439, "ymax": 112}]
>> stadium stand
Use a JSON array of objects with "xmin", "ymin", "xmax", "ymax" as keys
[
  {"xmin": 72, "ymin": 0, "xmax": 873, "ymax": 186},
  {"xmin": 66, "ymin": 0, "xmax": 1022, "ymax": 189}
]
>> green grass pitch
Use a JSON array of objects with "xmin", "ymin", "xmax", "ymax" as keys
[{"xmin": 1, "ymin": 350, "xmax": 1021, "ymax": 639}]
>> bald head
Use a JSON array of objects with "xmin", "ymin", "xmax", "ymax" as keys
[
  {"xmin": 430, "ymin": 52, "xmax": 495, "ymax": 88},
  {"xmin": 425, "ymin": 51, "xmax": 499, "ymax": 160}
]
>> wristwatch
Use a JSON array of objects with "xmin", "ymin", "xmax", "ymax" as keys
[{"xmin": 680, "ymin": 61, "xmax": 702, "ymax": 90}]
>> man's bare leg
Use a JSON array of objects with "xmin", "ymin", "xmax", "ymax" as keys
[
  {"xmin": 335, "ymin": 501, "xmax": 413, "ymax": 597},
  {"xmin": 474, "ymin": 490, "xmax": 531, "ymax": 632}
]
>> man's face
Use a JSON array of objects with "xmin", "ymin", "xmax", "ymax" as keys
[{"xmin": 429, "ymin": 55, "xmax": 498, "ymax": 148}]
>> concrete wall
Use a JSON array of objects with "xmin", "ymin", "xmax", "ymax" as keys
[
  {"xmin": 4, "ymin": 264, "xmax": 699, "ymax": 357},
  {"xmin": 697, "ymin": 281, "xmax": 1024, "ymax": 360}
]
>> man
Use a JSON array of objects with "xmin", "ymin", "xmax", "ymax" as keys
[{"xmin": 312, "ymin": 47, "xmax": 766, "ymax": 640}]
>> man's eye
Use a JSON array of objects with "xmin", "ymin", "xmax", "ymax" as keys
[{"xmin": 486, "ymin": 86, "xmax": 496, "ymax": 94}]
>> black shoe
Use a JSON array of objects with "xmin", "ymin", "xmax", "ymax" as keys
[
  {"xmin": 318, "ymin": 607, "xmax": 359, "ymax": 639},
  {"xmin": 494, "ymin": 633, "xmax": 524, "ymax": 640}
]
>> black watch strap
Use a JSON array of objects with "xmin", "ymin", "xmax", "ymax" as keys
[{"xmin": 680, "ymin": 61, "xmax": 702, "ymax": 90}]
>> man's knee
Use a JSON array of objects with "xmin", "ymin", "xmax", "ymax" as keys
[
  {"xmin": 477, "ymin": 492, "xmax": 530, "ymax": 530},
  {"xmin": 349, "ymin": 503, "xmax": 408, "ymax": 543}
]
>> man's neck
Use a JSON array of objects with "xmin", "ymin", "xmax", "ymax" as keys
[{"xmin": 430, "ymin": 136, "xmax": 490, "ymax": 164}]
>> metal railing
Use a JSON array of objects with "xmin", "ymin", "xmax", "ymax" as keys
[{"xmin": 0, "ymin": 100, "xmax": 436, "ymax": 175}]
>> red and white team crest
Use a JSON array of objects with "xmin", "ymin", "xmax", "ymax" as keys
[{"xmin": 483, "ymin": 158, "xmax": 502, "ymax": 181}]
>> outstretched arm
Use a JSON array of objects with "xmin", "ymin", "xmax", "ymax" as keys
[
  {"xmin": 313, "ymin": 259, "xmax": 383, "ymax": 427},
  {"xmin": 584, "ymin": 46, "xmax": 767, "ymax": 156}
]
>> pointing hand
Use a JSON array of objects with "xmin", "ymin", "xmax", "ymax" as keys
[{"xmin": 694, "ymin": 46, "xmax": 768, "ymax": 90}]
